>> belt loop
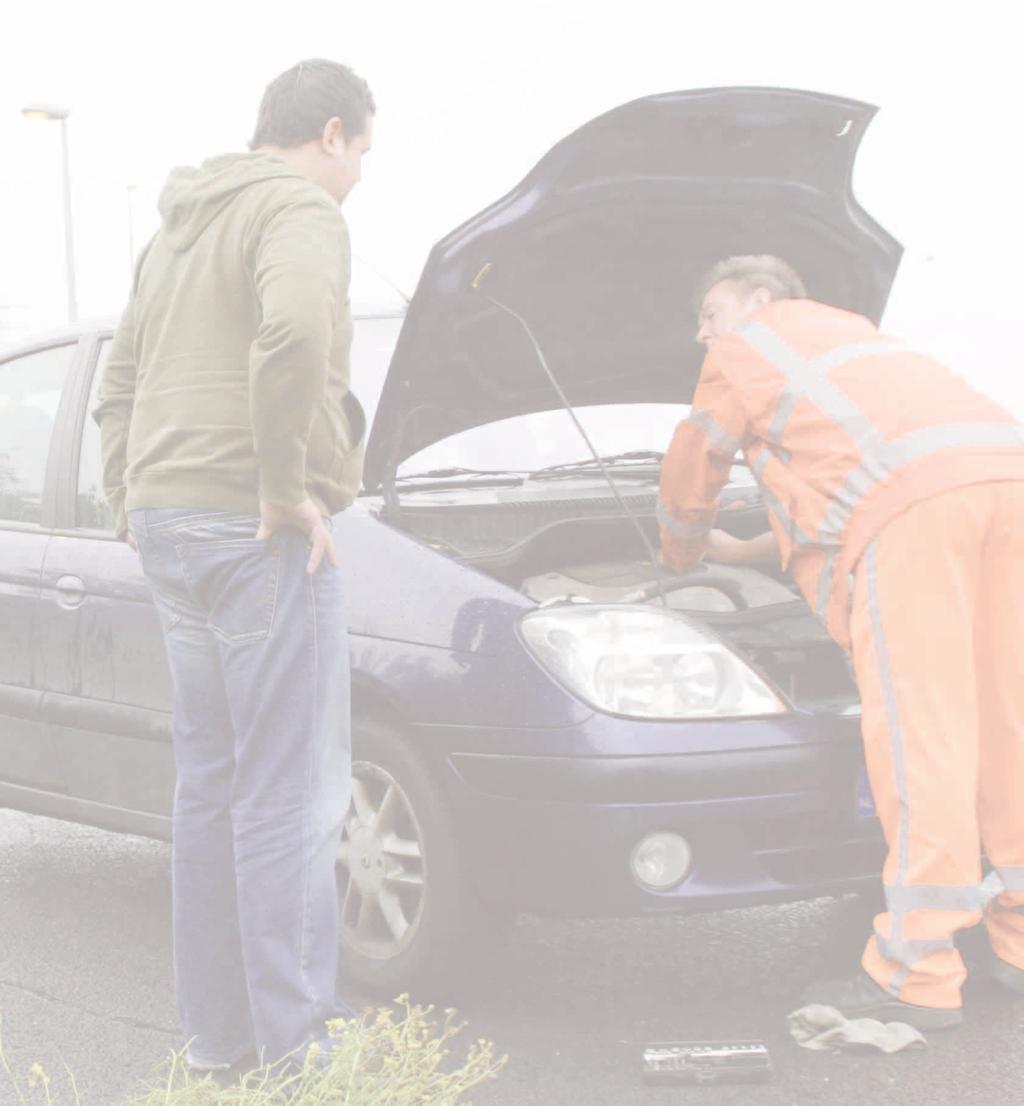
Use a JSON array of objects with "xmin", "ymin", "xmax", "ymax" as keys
[{"xmin": 127, "ymin": 508, "xmax": 148, "ymax": 539}]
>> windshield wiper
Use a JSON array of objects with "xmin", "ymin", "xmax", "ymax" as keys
[
  {"xmin": 395, "ymin": 466, "xmax": 529, "ymax": 483},
  {"xmin": 529, "ymin": 450, "xmax": 664, "ymax": 479}
]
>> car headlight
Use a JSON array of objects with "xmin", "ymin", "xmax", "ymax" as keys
[{"xmin": 520, "ymin": 606, "xmax": 787, "ymax": 720}]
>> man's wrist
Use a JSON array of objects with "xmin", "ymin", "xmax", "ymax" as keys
[{"xmin": 733, "ymin": 537, "xmax": 759, "ymax": 564}]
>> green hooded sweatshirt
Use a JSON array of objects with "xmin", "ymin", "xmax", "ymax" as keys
[{"xmin": 95, "ymin": 152, "xmax": 365, "ymax": 538}]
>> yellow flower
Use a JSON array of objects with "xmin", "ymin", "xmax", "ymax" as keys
[{"xmin": 27, "ymin": 1062, "xmax": 50, "ymax": 1088}]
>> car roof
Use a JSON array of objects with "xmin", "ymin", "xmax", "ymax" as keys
[{"xmin": 0, "ymin": 306, "xmax": 405, "ymax": 360}]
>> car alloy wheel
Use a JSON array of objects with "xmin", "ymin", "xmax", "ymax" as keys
[
  {"xmin": 335, "ymin": 718, "xmax": 503, "ymax": 996},
  {"xmin": 337, "ymin": 761, "xmax": 427, "ymax": 960}
]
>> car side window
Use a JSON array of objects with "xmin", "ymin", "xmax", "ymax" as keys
[
  {"xmin": 77, "ymin": 341, "xmax": 115, "ymax": 531},
  {"xmin": 0, "ymin": 343, "xmax": 76, "ymax": 524}
]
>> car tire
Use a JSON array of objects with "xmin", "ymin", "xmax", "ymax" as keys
[{"xmin": 336, "ymin": 716, "xmax": 494, "ymax": 998}]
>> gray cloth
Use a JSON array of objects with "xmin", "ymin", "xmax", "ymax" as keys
[{"xmin": 787, "ymin": 1004, "xmax": 926, "ymax": 1053}]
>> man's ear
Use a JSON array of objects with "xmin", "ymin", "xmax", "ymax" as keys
[
  {"xmin": 321, "ymin": 116, "xmax": 347, "ymax": 153},
  {"xmin": 751, "ymin": 286, "xmax": 774, "ymax": 310}
]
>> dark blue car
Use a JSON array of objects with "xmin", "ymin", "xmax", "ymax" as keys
[{"xmin": 0, "ymin": 87, "xmax": 894, "ymax": 994}]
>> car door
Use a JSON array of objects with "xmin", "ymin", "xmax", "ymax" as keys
[
  {"xmin": 33, "ymin": 313, "xmax": 401, "ymax": 831},
  {"xmin": 37, "ymin": 335, "xmax": 174, "ymax": 831},
  {"xmin": 0, "ymin": 338, "xmax": 80, "ymax": 801}
]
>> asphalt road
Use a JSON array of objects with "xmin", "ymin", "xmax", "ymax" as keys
[{"xmin": 2, "ymin": 809, "xmax": 1022, "ymax": 1106}]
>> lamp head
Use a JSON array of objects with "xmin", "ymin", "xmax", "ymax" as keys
[{"xmin": 21, "ymin": 103, "xmax": 70, "ymax": 121}]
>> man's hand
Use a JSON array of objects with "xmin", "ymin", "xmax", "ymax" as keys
[
  {"xmin": 123, "ymin": 531, "xmax": 139, "ymax": 553},
  {"xmin": 704, "ymin": 528, "xmax": 779, "ymax": 566},
  {"xmin": 257, "ymin": 497, "xmax": 338, "ymax": 575},
  {"xmin": 703, "ymin": 529, "xmax": 749, "ymax": 565}
]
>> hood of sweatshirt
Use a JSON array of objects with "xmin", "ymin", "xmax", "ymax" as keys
[{"xmin": 157, "ymin": 152, "xmax": 304, "ymax": 251}]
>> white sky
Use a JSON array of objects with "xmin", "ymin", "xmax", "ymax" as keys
[{"xmin": 2, "ymin": 0, "xmax": 1021, "ymax": 408}]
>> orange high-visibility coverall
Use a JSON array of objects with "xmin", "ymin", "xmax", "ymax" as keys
[{"xmin": 659, "ymin": 298, "xmax": 1024, "ymax": 1009}]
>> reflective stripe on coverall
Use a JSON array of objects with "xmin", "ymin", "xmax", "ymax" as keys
[
  {"xmin": 852, "ymin": 483, "xmax": 1024, "ymax": 1008},
  {"xmin": 658, "ymin": 298, "xmax": 1024, "ymax": 1009}
]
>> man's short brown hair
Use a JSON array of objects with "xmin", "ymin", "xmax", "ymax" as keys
[
  {"xmin": 250, "ymin": 58, "xmax": 375, "ymax": 149},
  {"xmin": 694, "ymin": 254, "xmax": 807, "ymax": 310}
]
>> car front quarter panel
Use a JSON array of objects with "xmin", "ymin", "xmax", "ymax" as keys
[
  {"xmin": 337, "ymin": 504, "xmax": 533, "ymax": 653},
  {"xmin": 349, "ymin": 633, "xmax": 592, "ymax": 729}
]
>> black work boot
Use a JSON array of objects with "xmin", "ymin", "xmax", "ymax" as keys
[
  {"xmin": 801, "ymin": 971, "xmax": 963, "ymax": 1030},
  {"xmin": 991, "ymin": 956, "xmax": 1024, "ymax": 996}
]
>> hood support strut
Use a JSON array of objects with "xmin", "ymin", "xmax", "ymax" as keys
[{"xmin": 471, "ymin": 262, "xmax": 667, "ymax": 606}]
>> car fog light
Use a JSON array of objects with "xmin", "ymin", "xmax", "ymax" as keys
[{"xmin": 630, "ymin": 832, "xmax": 692, "ymax": 890}]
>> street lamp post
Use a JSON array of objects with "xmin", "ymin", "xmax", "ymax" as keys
[{"xmin": 21, "ymin": 102, "xmax": 78, "ymax": 324}]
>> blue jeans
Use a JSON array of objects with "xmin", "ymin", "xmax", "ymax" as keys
[{"xmin": 127, "ymin": 509, "xmax": 353, "ymax": 1066}]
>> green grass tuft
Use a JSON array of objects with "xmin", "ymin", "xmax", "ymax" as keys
[{"xmin": 1, "ymin": 998, "xmax": 507, "ymax": 1105}]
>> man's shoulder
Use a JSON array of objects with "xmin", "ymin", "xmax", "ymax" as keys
[
  {"xmin": 247, "ymin": 175, "xmax": 343, "ymax": 225},
  {"xmin": 759, "ymin": 297, "xmax": 878, "ymax": 338}
]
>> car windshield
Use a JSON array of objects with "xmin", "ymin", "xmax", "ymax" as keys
[
  {"xmin": 350, "ymin": 316, "xmax": 694, "ymax": 484},
  {"xmin": 396, "ymin": 404, "xmax": 691, "ymax": 480}
]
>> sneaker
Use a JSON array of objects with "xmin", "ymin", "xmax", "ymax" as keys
[
  {"xmin": 185, "ymin": 1051, "xmax": 259, "ymax": 1088},
  {"xmin": 801, "ymin": 971, "xmax": 963, "ymax": 1030},
  {"xmin": 990, "ymin": 956, "xmax": 1024, "ymax": 996},
  {"xmin": 309, "ymin": 1022, "xmax": 378, "ymax": 1069},
  {"xmin": 185, "ymin": 1056, "xmax": 231, "ymax": 1075}
]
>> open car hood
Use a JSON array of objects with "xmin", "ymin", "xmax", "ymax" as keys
[{"xmin": 363, "ymin": 86, "xmax": 902, "ymax": 490}]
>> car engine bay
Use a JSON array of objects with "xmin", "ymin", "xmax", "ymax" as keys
[{"xmin": 383, "ymin": 471, "xmax": 858, "ymax": 713}]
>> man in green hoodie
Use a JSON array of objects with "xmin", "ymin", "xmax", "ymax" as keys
[{"xmin": 94, "ymin": 59, "xmax": 374, "ymax": 1071}]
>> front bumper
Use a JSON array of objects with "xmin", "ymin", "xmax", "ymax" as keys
[{"xmin": 430, "ymin": 719, "xmax": 884, "ymax": 916}]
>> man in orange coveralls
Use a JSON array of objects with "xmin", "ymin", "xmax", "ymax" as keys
[{"xmin": 658, "ymin": 254, "xmax": 1024, "ymax": 1029}]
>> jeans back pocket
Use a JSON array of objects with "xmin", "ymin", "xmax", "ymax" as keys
[{"xmin": 175, "ymin": 523, "xmax": 281, "ymax": 645}]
